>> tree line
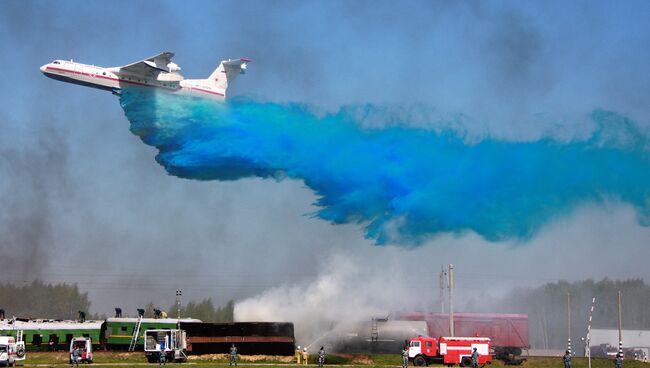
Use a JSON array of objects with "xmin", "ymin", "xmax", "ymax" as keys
[
  {"xmin": 0, "ymin": 280, "xmax": 234, "ymax": 323},
  {"xmin": 167, "ymin": 298, "xmax": 234, "ymax": 322},
  {"xmin": 494, "ymin": 278, "xmax": 650, "ymax": 350},
  {"xmin": 0, "ymin": 280, "xmax": 91, "ymax": 320}
]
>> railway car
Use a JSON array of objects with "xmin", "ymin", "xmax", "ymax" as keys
[
  {"xmin": 180, "ymin": 321, "xmax": 295, "ymax": 355},
  {"xmin": 0, "ymin": 318, "xmax": 103, "ymax": 351}
]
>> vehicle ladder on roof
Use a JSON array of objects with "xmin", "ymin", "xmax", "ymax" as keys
[{"xmin": 128, "ymin": 316, "xmax": 143, "ymax": 352}]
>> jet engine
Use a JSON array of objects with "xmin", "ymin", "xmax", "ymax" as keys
[{"xmin": 167, "ymin": 62, "xmax": 181, "ymax": 72}]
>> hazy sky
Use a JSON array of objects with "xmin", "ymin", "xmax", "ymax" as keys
[{"xmin": 1, "ymin": 0, "xmax": 649, "ymax": 318}]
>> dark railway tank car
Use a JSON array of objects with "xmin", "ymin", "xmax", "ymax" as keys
[{"xmin": 180, "ymin": 322, "xmax": 295, "ymax": 355}]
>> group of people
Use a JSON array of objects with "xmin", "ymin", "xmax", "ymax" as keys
[
  {"xmin": 564, "ymin": 350, "xmax": 624, "ymax": 368},
  {"xmin": 295, "ymin": 346, "xmax": 326, "ymax": 367}
]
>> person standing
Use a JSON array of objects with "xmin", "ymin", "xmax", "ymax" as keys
[
  {"xmin": 318, "ymin": 346, "xmax": 325, "ymax": 368},
  {"xmin": 230, "ymin": 344, "xmax": 238, "ymax": 366},
  {"xmin": 302, "ymin": 347, "xmax": 309, "ymax": 365},
  {"xmin": 159, "ymin": 338, "xmax": 167, "ymax": 367},
  {"xmin": 471, "ymin": 347, "xmax": 479, "ymax": 368},
  {"xmin": 158, "ymin": 350, "xmax": 166, "ymax": 367},
  {"xmin": 615, "ymin": 353, "xmax": 623, "ymax": 368},
  {"xmin": 563, "ymin": 350, "xmax": 572, "ymax": 368},
  {"xmin": 70, "ymin": 346, "xmax": 80, "ymax": 368},
  {"xmin": 402, "ymin": 347, "xmax": 409, "ymax": 368},
  {"xmin": 296, "ymin": 346, "xmax": 302, "ymax": 364}
]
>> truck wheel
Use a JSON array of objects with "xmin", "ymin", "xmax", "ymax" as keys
[
  {"xmin": 460, "ymin": 357, "xmax": 472, "ymax": 367},
  {"xmin": 414, "ymin": 356, "xmax": 427, "ymax": 366}
]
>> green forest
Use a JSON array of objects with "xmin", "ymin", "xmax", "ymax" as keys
[
  {"xmin": 167, "ymin": 298, "xmax": 234, "ymax": 322},
  {"xmin": 494, "ymin": 278, "xmax": 650, "ymax": 350},
  {"xmin": 0, "ymin": 280, "xmax": 92, "ymax": 319},
  {"xmin": 0, "ymin": 280, "xmax": 235, "ymax": 322}
]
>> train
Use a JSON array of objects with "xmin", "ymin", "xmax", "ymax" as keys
[{"xmin": 0, "ymin": 317, "xmax": 296, "ymax": 355}]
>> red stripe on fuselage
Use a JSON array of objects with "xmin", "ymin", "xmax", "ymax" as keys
[
  {"xmin": 188, "ymin": 87, "xmax": 225, "ymax": 97},
  {"xmin": 46, "ymin": 66, "xmax": 225, "ymax": 98}
]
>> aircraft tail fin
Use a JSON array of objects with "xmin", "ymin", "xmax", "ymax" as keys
[{"xmin": 208, "ymin": 58, "xmax": 251, "ymax": 91}]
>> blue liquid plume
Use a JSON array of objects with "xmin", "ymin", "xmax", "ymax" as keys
[{"xmin": 119, "ymin": 88, "xmax": 650, "ymax": 245}]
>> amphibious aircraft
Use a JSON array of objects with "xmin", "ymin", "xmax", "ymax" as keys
[{"xmin": 40, "ymin": 52, "xmax": 250, "ymax": 100}]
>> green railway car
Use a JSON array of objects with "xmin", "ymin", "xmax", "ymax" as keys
[{"xmin": 0, "ymin": 319, "xmax": 103, "ymax": 351}]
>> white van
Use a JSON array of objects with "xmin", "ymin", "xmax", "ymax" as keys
[
  {"xmin": 0, "ymin": 335, "xmax": 25, "ymax": 367},
  {"xmin": 69, "ymin": 337, "xmax": 93, "ymax": 364}
]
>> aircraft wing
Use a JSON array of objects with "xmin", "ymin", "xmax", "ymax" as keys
[{"xmin": 117, "ymin": 52, "xmax": 176, "ymax": 76}]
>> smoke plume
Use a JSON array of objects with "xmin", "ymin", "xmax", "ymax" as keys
[
  {"xmin": 119, "ymin": 87, "xmax": 650, "ymax": 245},
  {"xmin": 234, "ymin": 253, "xmax": 422, "ymax": 346}
]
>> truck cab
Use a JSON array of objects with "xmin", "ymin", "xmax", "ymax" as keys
[
  {"xmin": 409, "ymin": 337, "xmax": 440, "ymax": 366},
  {"xmin": 69, "ymin": 337, "xmax": 93, "ymax": 364}
]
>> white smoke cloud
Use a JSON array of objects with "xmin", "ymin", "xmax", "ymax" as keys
[{"xmin": 234, "ymin": 252, "xmax": 427, "ymax": 346}]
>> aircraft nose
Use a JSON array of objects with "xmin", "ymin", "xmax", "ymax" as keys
[{"xmin": 40, "ymin": 64, "xmax": 47, "ymax": 73}]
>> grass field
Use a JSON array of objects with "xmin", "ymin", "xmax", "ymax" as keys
[{"xmin": 13, "ymin": 352, "xmax": 649, "ymax": 368}]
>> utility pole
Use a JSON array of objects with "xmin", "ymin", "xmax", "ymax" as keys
[
  {"xmin": 566, "ymin": 291, "xmax": 571, "ymax": 355},
  {"xmin": 448, "ymin": 264, "xmax": 454, "ymax": 337},
  {"xmin": 439, "ymin": 265, "xmax": 446, "ymax": 313},
  {"xmin": 617, "ymin": 290, "xmax": 623, "ymax": 356},
  {"xmin": 176, "ymin": 289, "xmax": 182, "ymax": 330}
]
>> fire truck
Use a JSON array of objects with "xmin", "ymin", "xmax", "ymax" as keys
[{"xmin": 408, "ymin": 336, "xmax": 492, "ymax": 367}]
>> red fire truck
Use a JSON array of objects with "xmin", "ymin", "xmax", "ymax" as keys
[
  {"xmin": 408, "ymin": 336, "xmax": 492, "ymax": 367},
  {"xmin": 397, "ymin": 312, "xmax": 528, "ymax": 364}
]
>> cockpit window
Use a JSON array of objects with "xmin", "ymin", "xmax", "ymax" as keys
[{"xmin": 53, "ymin": 61, "xmax": 60, "ymax": 64}]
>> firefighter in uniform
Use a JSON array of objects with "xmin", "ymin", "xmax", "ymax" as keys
[
  {"xmin": 318, "ymin": 346, "xmax": 325, "ymax": 368},
  {"xmin": 471, "ymin": 347, "xmax": 479, "ymax": 368},
  {"xmin": 230, "ymin": 344, "xmax": 238, "ymax": 366},
  {"xmin": 563, "ymin": 350, "xmax": 572, "ymax": 368},
  {"xmin": 402, "ymin": 347, "xmax": 409, "ymax": 368},
  {"xmin": 159, "ymin": 338, "xmax": 167, "ymax": 367},
  {"xmin": 296, "ymin": 346, "xmax": 302, "ymax": 364},
  {"xmin": 615, "ymin": 353, "xmax": 623, "ymax": 368},
  {"xmin": 71, "ymin": 347, "xmax": 80, "ymax": 368},
  {"xmin": 302, "ymin": 347, "xmax": 309, "ymax": 365}
]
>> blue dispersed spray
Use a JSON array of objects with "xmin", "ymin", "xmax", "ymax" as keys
[{"xmin": 119, "ymin": 87, "xmax": 650, "ymax": 245}]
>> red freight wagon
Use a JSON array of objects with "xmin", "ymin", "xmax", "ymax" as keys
[{"xmin": 397, "ymin": 312, "xmax": 528, "ymax": 364}]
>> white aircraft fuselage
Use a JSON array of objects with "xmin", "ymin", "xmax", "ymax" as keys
[{"xmin": 40, "ymin": 52, "xmax": 249, "ymax": 100}]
